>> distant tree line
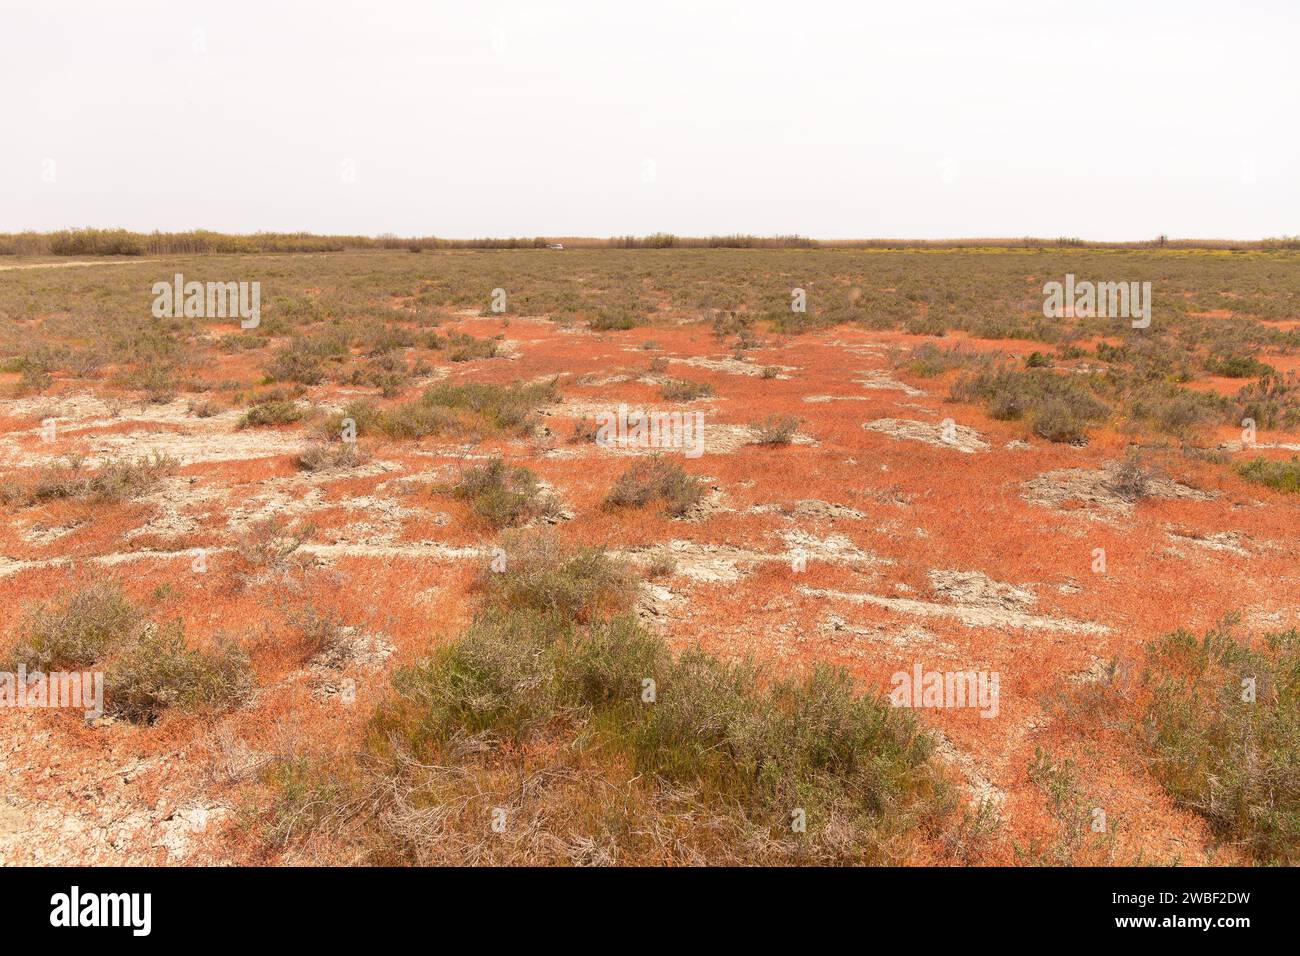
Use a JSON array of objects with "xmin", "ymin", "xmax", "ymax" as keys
[{"xmin": 0, "ymin": 227, "xmax": 1296, "ymax": 256}]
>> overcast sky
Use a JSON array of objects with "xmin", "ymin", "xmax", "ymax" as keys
[{"xmin": 3, "ymin": 0, "xmax": 1296, "ymax": 239}]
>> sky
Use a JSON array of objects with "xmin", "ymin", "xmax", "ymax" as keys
[{"xmin": 2, "ymin": 0, "xmax": 1297, "ymax": 240}]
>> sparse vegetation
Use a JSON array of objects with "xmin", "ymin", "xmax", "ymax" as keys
[
  {"xmin": 2, "ymin": 453, "xmax": 175, "ymax": 507},
  {"xmin": 297, "ymin": 441, "xmax": 371, "ymax": 472},
  {"xmin": 448, "ymin": 457, "xmax": 558, "ymax": 529},
  {"xmin": 1236, "ymin": 456, "xmax": 1300, "ymax": 494},
  {"xmin": 751, "ymin": 414, "xmax": 800, "ymax": 446},
  {"xmin": 1138, "ymin": 623, "xmax": 1300, "ymax": 864},
  {"xmin": 660, "ymin": 379, "xmax": 714, "ymax": 401},
  {"xmin": 1105, "ymin": 448, "xmax": 1157, "ymax": 501},
  {"xmin": 604, "ymin": 457, "xmax": 704, "ymax": 517},
  {"xmin": 266, "ymin": 533, "xmax": 955, "ymax": 864},
  {"xmin": 238, "ymin": 398, "xmax": 307, "ymax": 429},
  {"xmin": 6, "ymin": 583, "xmax": 250, "ymax": 723}
]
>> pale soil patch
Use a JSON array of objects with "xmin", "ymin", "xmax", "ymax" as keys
[
  {"xmin": 1216, "ymin": 439, "xmax": 1300, "ymax": 453},
  {"xmin": 307, "ymin": 628, "xmax": 397, "ymax": 701},
  {"xmin": 1, "ymin": 422, "xmax": 304, "ymax": 469},
  {"xmin": 635, "ymin": 581, "xmax": 682, "ymax": 627},
  {"xmin": 862, "ymin": 418, "xmax": 989, "ymax": 453},
  {"xmin": 1164, "ymin": 527, "xmax": 1251, "ymax": 557},
  {"xmin": 542, "ymin": 402, "xmax": 814, "ymax": 457},
  {"xmin": 750, "ymin": 499, "xmax": 868, "ymax": 521},
  {"xmin": 671, "ymin": 355, "xmax": 796, "ymax": 378},
  {"xmin": 0, "ymin": 259, "xmax": 161, "ymax": 272},
  {"xmin": 818, "ymin": 613, "xmax": 957, "ymax": 655},
  {"xmin": 301, "ymin": 541, "xmax": 488, "ymax": 563},
  {"xmin": 928, "ymin": 569, "xmax": 1037, "ymax": 612},
  {"xmin": 1022, "ymin": 464, "xmax": 1216, "ymax": 519},
  {"xmin": 17, "ymin": 519, "xmax": 85, "ymax": 545},
  {"xmin": 781, "ymin": 529, "xmax": 883, "ymax": 565},
  {"xmin": 933, "ymin": 732, "xmax": 1008, "ymax": 813},
  {"xmin": 622, "ymin": 533, "xmax": 883, "ymax": 584},
  {"xmin": 855, "ymin": 371, "xmax": 926, "ymax": 396},
  {"xmin": 799, "ymin": 585, "xmax": 1110, "ymax": 635},
  {"xmin": 0, "ymin": 716, "xmax": 229, "ymax": 864}
]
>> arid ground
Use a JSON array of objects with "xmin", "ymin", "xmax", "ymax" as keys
[{"xmin": 1, "ymin": 245, "xmax": 1297, "ymax": 865}]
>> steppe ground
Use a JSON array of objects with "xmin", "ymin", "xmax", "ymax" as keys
[{"xmin": 1, "ymin": 246, "xmax": 1298, "ymax": 865}]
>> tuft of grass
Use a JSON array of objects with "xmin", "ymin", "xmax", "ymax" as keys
[
  {"xmin": 751, "ymin": 414, "xmax": 800, "ymax": 446},
  {"xmin": 447, "ymin": 333, "xmax": 500, "ymax": 362},
  {"xmin": 3, "ymin": 453, "xmax": 175, "ymax": 507},
  {"xmin": 660, "ymin": 378, "xmax": 714, "ymax": 401},
  {"xmin": 297, "ymin": 441, "xmax": 371, "ymax": 472},
  {"xmin": 449, "ymin": 457, "xmax": 558, "ymax": 529},
  {"xmin": 8, "ymin": 582, "xmax": 143, "ymax": 671},
  {"xmin": 604, "ymin": 456, "xmax": 704, "ymax": 517},
  {"xmin": 590, "ymin": 309, "xmax": 642, "ymax": 331},
  {"xmin": 238, "ymin": 398, "xmax": 306, "ymax": 429},
  {"xmin": 1138, "ymin": 623, "xmax": 1300, "ymax": 864},
  {"xmin": 1105, "ymin": 448, "xmax": 1157, "ymax": 501},
  {"xmin": 1235, "ymin": 456, "xmax": 1300, "ymax": 494},
  {"xmin": 568, "ymin": 417, "xmax": 599, "ymax": 443},
  {"xmin": 474, "ymin": 530, "xmax": 634, "ymax": 623},
  {"xmin": 236, "ymin": 518, "xmax": 316, "ymax": 571}
]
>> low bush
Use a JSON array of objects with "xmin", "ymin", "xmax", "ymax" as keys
[
  {"xmin": 6, "ymin": 584, "xmax": 251, "ymax": 723},
  {"xmin": 604, "ymin": 457, "xmax": 704, "ymax": 517},
  {"xmin": 450, "ymin": 457, "xmax": 558, "ymax": 529},
  {"xmin": 238, "ymin": 399, "xmax": 306, "ymax": 429},
  {"xmin": 1236, "ymin": 456, "xmax": 1300, "ymax": 494},
  {"xmin": 660, "ymin": 379, "xmax": 714, "ymax": 401},
  {"xmin": 751, "ymin": 414, "xmax": 800, "ymax": 446},
  {"xmin": 1139, "ymin": 623, "xmax": 1300, "ymax": 864},
  {"xmin": 3, "ymin": 453, "xmax": 175, "ymax": 507}
]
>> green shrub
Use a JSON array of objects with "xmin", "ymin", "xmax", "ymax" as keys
[
  {"xmin": 373, "ymin": 605, "xmax": 951, "ymax": 862},
  {"xmin": 1206, "ymin": 354, "xmax": 1274, "ymax": 378},
  {"xmin": 1236, "ymin": 456, "xmax": 1300, "ymax": 494},
  {"xmin": 238, "ymin": 399, "xmax": 306, "ymax": 428},
  {"xmin": 105, "ymin": 621, "xmax": 252, "ymax": 722},
  {"xmin": 1031, "ymin": 398, "xmax": 1088, "ymax": 443},
  {"xmin": 604, "ymin": 456, "xmax": 704, "ymax": 517},
  {"xmin": 1139, "ymin": 624, "xmax": 1300, "ymax": 864},
  {"xmin": 590, "ymin": 309, "xmax": 641, "ymax": 331},
  {"xmin": 475, "ymin": 530, "xmax": 634, "ymax": 623},
  {"xmin": 660, "ymin": 379, "xmax": 714, "ymax": 401},
  {"xmin": 323, "ymin": 380, "xmax": 559, "ymax": 440},
  {"xmin": 450, "ymin": 457, "xmax": 557, "ymax": 529},
  {"xmin": 952, "ymin": 367, "xmax": 1109, "ymax": 442},
  {"xmin": 265, "ymin": 346, "xmax": 327, "ymax": 385},
  {"xmin": 8, "ymin": 582, "xmax": 143, "ymax": 671},
  {"xmin": 447, "ymin": 333, "xmax": 499, "ymax": 362},
  {"xmin": 7, "ymin": 584, "xmax": 252, "ymax": 724},
  {"xmin": 751, "ymin": 414, "xmax": 800, "ymax": 445}
]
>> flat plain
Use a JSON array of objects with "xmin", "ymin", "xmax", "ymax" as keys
[{"xmin": 1, "ymin": 245, "xmax": 1297, "ymax": 865}]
